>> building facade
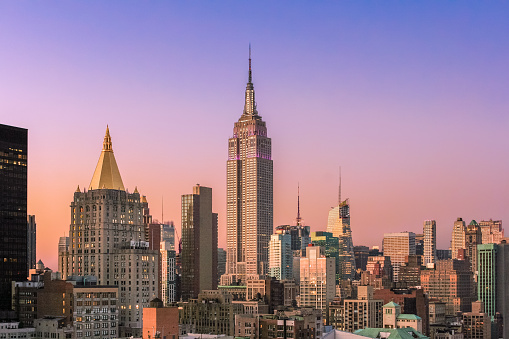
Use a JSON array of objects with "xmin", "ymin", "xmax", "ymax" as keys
[
  {"xmin": 62, "ymin": 128, "xmax": 158, "ymax": 335},
  {"xmin": 326, "ymin": 198, "xmax": 355, "ymax": 280},
  {"xmin": 383, "ymin": 232, "xmax": 416, "ymax": 282},
  {"xmin": 0, "ymin": 123, "xmax": 28, "ymax": 311},
  {"xmin": 160, "ymin": 241, "xmax": 176, "ymax": 305},
  {"xmin": 451, "ymin": 218, "xmax": 466, "ymax": 260},
  {"xmin": 223, "ymin": 50, "xmax": 273, "ymax": 283},
  {"xmin": 268, "ymin": 232, "xmax": 293, "ymax": 280},
  {"xmin": 343, "ymin": 286, "xmax": 383, "ymax": 332},
  {"xmin": 465, "ymin": 220, "xmax": 482, "ymax": 279},
  {"xmin": 423, "ymin": 220, "xmax": 436, "ymax": 267},
  {"xmin": 420, "ymin": 259, "xmax": 474, "ymax": 315},
  {"xmin": 27, "ymin": 215, "xmax": 36, "ymax": 271},
  {"xmin": 181, "ymin": 185, "xmax": 218, "ymax": 300},
  {"xmin": 298, "ymin": 245, "xmax": 336, "ymax": 310},
  {"xmin": 478, "ymin": 220, "xmax": 503, "ymax": 245}
]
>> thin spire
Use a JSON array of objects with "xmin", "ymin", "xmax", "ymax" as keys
[
  {"xmin": 103, "ymin": 125, "xmax": 112, "ymax": 151},
  {"xmin": 338, "ymin": 166, "xmax": 342, "ymax": 206},
  {"xmin": 296, "ymin": 183, "xmax": 302, "ymax": 226},
  {"xmin": 248, "ymin": 43, "xmax": 252, "ymax": 83}
]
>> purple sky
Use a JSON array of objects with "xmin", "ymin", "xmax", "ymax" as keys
[{"xmin": 0, "ymin": 2, "xmax": 508, "ymax": 269}]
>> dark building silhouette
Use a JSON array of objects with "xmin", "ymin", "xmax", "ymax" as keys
[
  {"xmin": 0, "ymin": 123, "xmax": 28, "ymax": 311},
  {"xmin": 181, "ymin": 185, "xmax": 218, "ymax": 300}
]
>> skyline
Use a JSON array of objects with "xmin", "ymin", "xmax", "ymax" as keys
[{"xmin": 0, "ymin": 2, "xmax": 508, "ymax": 270}]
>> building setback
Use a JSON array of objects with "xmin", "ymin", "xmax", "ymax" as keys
[{"xmin": 0, "ymin": 123, "xmax": 28, "ymax": 311}]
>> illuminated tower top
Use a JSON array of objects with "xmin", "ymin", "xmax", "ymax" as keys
[{"xmin": 89, "ymin": 126, "xmax": 125, "ymax": 190}]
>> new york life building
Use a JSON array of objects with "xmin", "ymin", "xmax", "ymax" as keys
[{"xmin": 60, "ymin": 128, "xmax": 158, "ymax": 337}]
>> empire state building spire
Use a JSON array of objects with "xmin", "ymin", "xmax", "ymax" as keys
[{"xmin": 243, "ymin": 44, "xmax": 257, "ymax": 116}]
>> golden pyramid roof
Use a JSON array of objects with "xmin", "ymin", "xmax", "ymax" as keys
[{"xmin": 88, "ymin": 126, "xmax": 125, "ymax": 191}]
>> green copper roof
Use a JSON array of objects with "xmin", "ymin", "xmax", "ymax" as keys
[
  {"xmin": 383, "ymin": 301, "xmax": 400, "ymax": 308},
  {"xmin": 469, "ymin": 220, "xmax": 478, "ymax": 226},
  {"xmin": 354, "ymin": 328, "xmax": 428, "ymax": 339},
  {"xmin": 398, "ymin": 314, "xmax": 422, "ymax": 320}
]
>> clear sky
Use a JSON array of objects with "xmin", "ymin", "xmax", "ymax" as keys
[{"xmin": 1, "ymin": 2, "xmax": 508, "ymax": 270}]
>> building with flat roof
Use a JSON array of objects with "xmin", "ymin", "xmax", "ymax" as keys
[
  {"xmin": 181, "ymin": 185, "xmax": 218, "ymax": 301},
  {"xmin": 383, "ymin": 232, "xmax": 416, "ymax": 282},
  {"xmin": 0, "ymin": 123, "xmax": 28, "ymax": 311}
]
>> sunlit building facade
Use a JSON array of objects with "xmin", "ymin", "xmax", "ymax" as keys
[
  {"xmin": 223, "ymin": 50, "xmax": 273, "ymax": 284},
  {"xmin": 63, "ymin": 128, "xmax": 158, "ymax": 335},
  {"xmin": 451, "ymin": 218, "xmax": 466, "ymax": 260},
  {"xmin": 326, "ymin": 198, "xmax": 355, "ymax": 280},
  {"xmin": 423, "ymin": 220, "xmax": 436, "ymax": 267}
]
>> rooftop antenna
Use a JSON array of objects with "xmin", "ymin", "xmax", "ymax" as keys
[
  {"xmin": 162, "ymin": 196, "xmax": 164, "ymax": 224},
  {"xmin": 296, "ymin": 183, "xmax": 302, "ymax": 226},
  {"xmin": 248, "ymin": 43, "xmax": 252, "ymax": 83},
  {"xmin": 338, "ymin": 166, "xmax": 342, "ymax": 206}
]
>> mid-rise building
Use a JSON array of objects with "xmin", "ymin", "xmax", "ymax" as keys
[
  {"xmin": 343, "ymin": 286, "xmax": 383, "ymax": 332},
  {"xmin": 311, "ymin": 231, "xmax": 340, "ymax": 283},
  {"xmin": 73, "ymin": 283, "xmax": 119, "ymax": 339},
  {"xmin": 398, "ymin": 255, "xmax": 422, "ymax": 288},
  {"xmin": 179, "ymin": 290, "xmax": 243, "ymax": 336},
  {"xmin": 57, "ymin": 236, "xmax": 70, "ymax": 280},
  {"xmin": 383, "ymin": 232, "xmax": 416, "ymax": 282},
  {"xmin": 382, "ymin": 301, "xmax": 423, "ymax": 334},
  {"xmin": 420, "ymin": 259, "xmax": 474, "ymax": 315},
  {"xmin": 181, "ymin": 185, "xmax": 218, "ymax": 300},
  {"xmin": 451, "ymin": 218, "xmax": 466, "ymax": 260},
  {"xmin": 217, "ymin": 248, "xmax": 226, "ymax": 283},
  {"xmin": 462, "ymin": 301, "xmax": 491, "ymax": 339},
  {"xmin": 374, "ymin": 288, "xmax": 429, "ymax": 335},
  {"xmin": 465, "ymin": 220, "xmax": 482, "ymax": 278},
  {"xmin": 478, "ymin": 220, "xmax": 504, "ymax": 245},
  {"xmin": 354, "ymin": 246, "xmax": 369, "ymax": 272},
  {"xmin": 0, "ymin": 123, "xmax": 28, "ymax": 311},
  {"xmin": 160, "ymin": 241, "xmax": 176, "ymax": 305},
  {"xmin": 298, "ymin": 245, "xmax": 336, "ymax": 310},
  {"xmin": 27, "ymin": 215, "xmax": 36, "ymax": 271},
  {"xmin": 268, "ymin": 232, "xmax": 293, "ymax": 280},
  {"xmin": 142, "ymin": 298, "xmax": 179, "ymax": 339},
  {"xmin": 423, "ymin": 220, "xmax": 436, "ymax": 267},
  {"xmin": 223, "ymin": 50, "xmax": 273, "ymax": 284}
]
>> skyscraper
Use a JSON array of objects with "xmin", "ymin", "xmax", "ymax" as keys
[
  {"xmin": 465, "ymin": 220, "xmax": 482, "ymax": 278},
  {"xmin": 181, "ymin": 184, "xmax": 218, "ymax": 300},
  {"xmin": 423, "ymin": 220, "xmax": 436, "ymax": 267},
  {"xmin": 383, "ymin": 232, "xmax": 416, "ymax": 282},
  {"xmin": 0, "ymin": 123, "xmax": 28, "ymax": 311},
  {"xmin": 223, "ymin": 48, "xmax": 273, "ymax": 284},
  {"xmin": 63, "ymin": 127, "xmax": 158, "ymax": 335},
  {"xmin": 298, "ymin": 245, "xmax": 336, "ymax": 310},
  {"xmin": 451, "ymin": 217, "xmax": 466, "ymax": 259},
  {"xmin": 326, "ymin": 173, "xmax": 355, "ymax": 280},
  {"xmin": 27, "ymin": 215, "xmax": 36, "ymax": 271},
  {"xmin": 268, "ymin": 232, "xmax": 292, "ymax": 280},
  {"xmin": 57, "ymin": 236, "xmax": 70, "ymax": 280},
  {"xmin": 477, "ymin": 244, "xmax": 496, "ymax": 321}
]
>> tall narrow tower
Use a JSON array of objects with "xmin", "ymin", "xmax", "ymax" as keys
[
  {"xmin": 326, "ymin": 170, "xmax": 356, "ymax": 280},
  {"xmin": 223, "ymin": 47, "xmax": 273, "ymax": 284}
]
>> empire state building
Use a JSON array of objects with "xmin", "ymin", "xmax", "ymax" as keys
[{"xmin": 222, "ymin": 49, "xmax": 273, "ymax": 284}]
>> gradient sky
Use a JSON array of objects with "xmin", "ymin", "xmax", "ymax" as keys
[{"xmin": 1, "ymin": 2, "xmax": 508, "ymax": 270}]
